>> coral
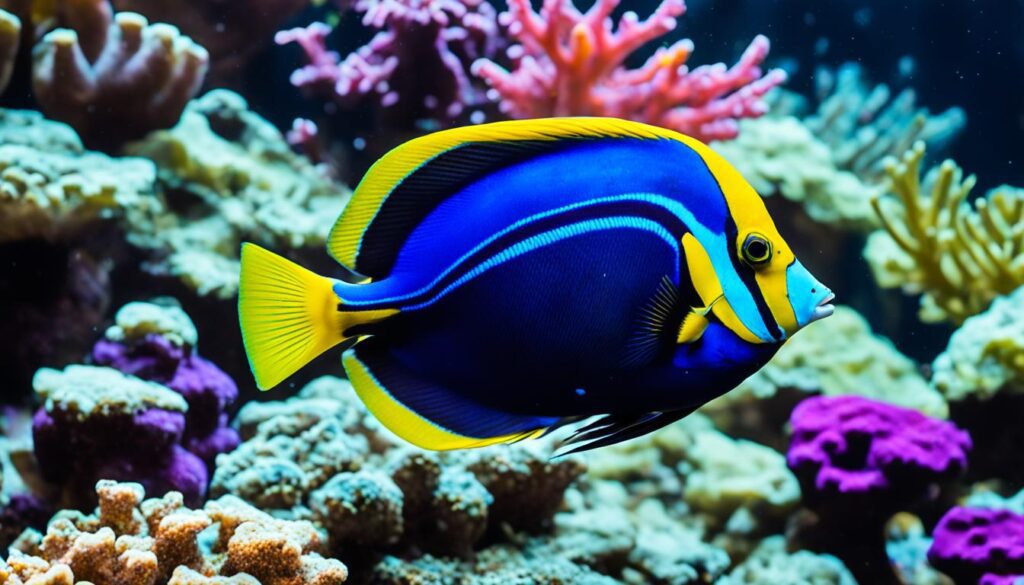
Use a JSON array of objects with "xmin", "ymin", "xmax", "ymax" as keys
[
  {"xmin": 277, "ymin": 0, "xmax": 502, "ymax": 127},
  {"xmin": 718, "ymin": 536, "xmax": 856, "ymax": 585},
  {"xmin": 885, "ymin": 513, "xmax": 948, "ymax": 585},
  {"xmin": 92, "ymin": 300, "xmax": 241, "ymax": 468},
  {"xmin": 124, "ymin": 90, "xmax": 351, "ymax": 298},
  {"xmin": 0, "ymin": 480, "xmax": 347, "ymax": 585},
  {"xmin": 929, "ymin": 506, "xmax": 1024, "ymax": 585},
  {"xmin": 111, "ymin": 0, "xmax": 307, "ymax": 84},
  {"xmin": 587, "ymin": 414, "xmax": 797, "ymax": 561},
  {"xmin": 931, "ymin": 286, "xmax": 1024, "ymax": 402},
  {"xmin": 31, "ymin": 0, "xmax": 209, "ymax": 150},
  {"xmin": 865, "ymin": 142, "xmax": 1023, "ymax": 324},
  {"xmin": 712, "ymin": 116, "xmax": 880, "ymax": 229},
  {"xmin": 212, "ymin": 376, "xmax": 584, "ymax": 560},
  {"xmin": 0, "ymin": 8, "xmax": 20, "ymax": 93},
  {"xmin": 472, "ymin": 0, "xmax": 786, "ymax": 142},
  {"xmin": 806, "ymin": 63, "xmax": 966, "ymax": 182},
  {"xmin": 705, "ymin": 306, "xmax": 947, "ymax": 448},
  {"xmin": 787, "ymin": 395, "xmax": 972, "ymax": 585},
  {"xmin": 31, "ymin": 365, "xmax": 208, "ymax": 507}
]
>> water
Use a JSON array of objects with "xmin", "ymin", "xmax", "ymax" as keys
[{"xmin": 0, "ymin": 1, "xmax": 1021, "ymax": 584}]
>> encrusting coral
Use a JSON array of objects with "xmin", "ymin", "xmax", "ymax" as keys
[
  {"xmin": 786, "ymin": 395, "xmax": 972, "ymax": 585},
  {"xmin": 806, "ymin": 63, "xmax": 966, "ymax": 182},
  {"xmin": 865, "ymin": 142, "xmax": 1024, "ymax": 324},
  {"xmin": 472, "ymin": 0, "xmax": 786, "ymax": 142},
  {"xmin": 125, "ymin": 90, "xmax": 351, "ymax": 298},
  {"xmin": 31, "ymin": 0, "xmax": 209, "ymax": 150},
  {"xmin": 92, "ymin": 300, "xmax": 241, "ymax": 469},
  {"xmin": 0, "ymin": 480, "xmax": 347, "ymax": 585},
  {"xmin": 929, "ymin": 506, "xmax": 1024, "ymax": 585},
  {"xmin": 717, "ymin": 536, "xmax": 856, "ymax": 585},
  {"xmin": 712, "ymin": 116, "xmax": 880, "ymax": 230},
  {"xmin": 277, "ymin": 0, "xmax": 503, "ymax": 128},
  {"xmin": 211, "ymin": 376, "xmax": 584, "ymax": 561},
  {"xmin": 31, "ymin": 300, "xmax": 239, "ymax": 508}
]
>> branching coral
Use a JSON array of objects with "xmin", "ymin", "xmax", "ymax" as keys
[
  {"xmin": 124, "ymin": 90, "xmax": 351, "ymax": 298},
  {"xmin": 471, "ymin": 0, "xmax": 786, "ymax": 142},
  {"xmin": 712, "ymin": 116, "xmax": 880, "ymax": 229},
  {"xmin": 31, "ymin": 0, "xmax": 209, "ymax": 150},
  {"xmin": 865, "ymin": 142, "xmax": 1024, "ymax": 324},
  {"xmin": 0, "ymin": 480, "xmax": 347, "ymax": 585},
  {"xmin": 277, "ymin": 0, "xmax": 502, "ymax": 128},
  {"xmin": 787, "ymin": 395, "xmax": 971, "ymax": 585},
  {"xmin": 807, "ymin": 63, "xmax": 966, "ymax": 182}
]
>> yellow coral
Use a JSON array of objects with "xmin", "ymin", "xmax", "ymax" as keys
[{"xmin": 867, "ymin": 141, "xmax": 1024, "ymax": 323}]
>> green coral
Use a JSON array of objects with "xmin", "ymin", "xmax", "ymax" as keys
[
  {"xmin": 0, "ymin": 109, "xmax": 158, "ymax": 243},
  {"xmin": 125, "ymin": 90, "xmax": 351, "ymax": 298},
  {"xmin": 931, "ymin": 286, "xmax": 1024, "ymax": 402},
  {"xmin": 866, "ymin": 142, "xmax": 1024, "ymax": 324},
  {"xmin": 713, "ymin": 306, "xmax": 947, "ymax": 417},
  {"xmin": 33, "ymin": 365, "xmax": 188, "ymax": 419},
  {"xmin": 104, "ymin": 300, "xmax": 198, "ymax": 347},
  {"xmin": 713, "ymin": 116, "xmax": 879, "ymax": 229}
]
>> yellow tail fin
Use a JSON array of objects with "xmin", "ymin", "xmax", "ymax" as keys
[{"xmin": 238, "ymin": 243, "xmax": 347, "ymax": 390}]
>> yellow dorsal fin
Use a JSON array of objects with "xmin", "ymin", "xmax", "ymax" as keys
[{"xmin": 328, "ymin": 117, "xmax": 687, "ymax": 279}]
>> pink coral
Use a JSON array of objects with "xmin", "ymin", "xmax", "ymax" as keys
[
  {"xmin": 276, "ymin": 0, "xmax": 502, "ymax": 127},
  {"xmin": 471, "ymin": 0, "xmax": 786, "ymax": 142}
]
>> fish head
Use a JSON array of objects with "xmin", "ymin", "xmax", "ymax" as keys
[{"xmin": 687, "ymin": 141, "xmax": 835, "ymax": 345}]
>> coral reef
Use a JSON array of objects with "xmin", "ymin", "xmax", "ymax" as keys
[
  {"xmin": 0, "ymin": 107, "xmax": 157, "ymax": 392},
  {"xmin": 30, "ymin": 364, "xmax": 210, "ymax": 507},
  {"xmin": 712, "ymin": 117, "xmax": 879, "ymax": 229},
  {"xmin": 92, "ymin": 300, "xmax": 241, "ymax": 468},
  {"xmin": 212, "ymin": 376, "xmax": 584, "ymax": 560},
  {"xmin": 472, "ymin": 0, "xmax": 786, "ymax": 142},
  {"xmin": 929, "ymin": 506, "xmax": 1024, "ymax": 585},
  {"xmin": 806, "ymin": 63, "xmax": 966, "ymax": 182},
  {"xmin": 932, "ymin": 286, "xmax": 1024, "ymax": 402},
  {"xmin": 31, "ymin": 0, "xmax": 209, "ymax": 150},
  {"xmin": 278, "ymin": 0, "xmax": 502, "ymax": 128},
  {"xmin": 865, "ymin": 142, "xmax": 1024, "ymax": 324},
  {"xmin": 125, "ymin": 90, "xmax": 351, "ymax": 298},
  {"xmin": 704, "ymin": 305, "xmax": 947, "ymax": 448},
  {"xmin": 787, "ymin": 395, "xmax": 972, "ymax": 585},
  {"xmin": 111, "ymin": 0, "xmax": 307, "ymax": 84},
  {"xmin": 718, "ymin": 536, "xmax": 856, "ymax": 585},
  {"xmin": 0, "ymin": 8, "xmax": 19, "ymax": 93},
  {"xmin": 0, "ymin": 480, "xmax": 347, "ymax": 585}
]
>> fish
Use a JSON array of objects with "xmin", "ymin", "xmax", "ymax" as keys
[{"xmin": 238, "ymin": 117, "xmax": 835, "ymax": 454}]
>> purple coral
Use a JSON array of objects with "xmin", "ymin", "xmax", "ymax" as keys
[
  {"xmin": 929, "ymin": 506, "xmax": 1024, "ymax": 585},
  {"xmin": 31, "ymin": 0, "xmax": 208, "ymax": 150},
  {"xmin": 787, "ymin": 395, "xmax": 971, "ymax": 585},
  {"xmin": 276, "ymin": 0, "xmax": 502, "ymax": 127},
  {"xmin": 471, "ymin": 0, "xmax": 786, "ymax": 142},
  {"xmin": 92, "ymin": 331, "xmax": 240, "ymax": 470}
]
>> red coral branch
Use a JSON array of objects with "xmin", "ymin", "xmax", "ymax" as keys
[{"xmin": 472, "ymin": 0, "xmax": 786, "ymax": 142}]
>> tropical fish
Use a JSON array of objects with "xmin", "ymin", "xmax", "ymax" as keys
[{"xmin": 238, "ymin": 118, "xmax": 834, "ymax": 454}]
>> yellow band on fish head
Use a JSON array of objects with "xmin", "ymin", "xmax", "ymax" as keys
[{"xmin": 681, "ymin": 234, "xmax": 761, "ymax": 344}]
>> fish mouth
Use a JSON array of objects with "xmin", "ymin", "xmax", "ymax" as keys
[{"xmin": 809, "ymin": 292, "xmax": 836, "ymax": 323}]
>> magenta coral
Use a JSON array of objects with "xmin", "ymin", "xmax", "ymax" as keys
[
  {"xmin": 276, "ymin": 0, "xmax": 502, "ymax": 128},
  {"xmin": 471, "ymin": 0, "xmax": 786, "ymax": 142},
  {"xmin": 929, "ymin": 506, "xmax": 1024, "ymax": 585},
  {"xmin": 786, "ymin": 395, "xmax": 971, "ymax": 585}
]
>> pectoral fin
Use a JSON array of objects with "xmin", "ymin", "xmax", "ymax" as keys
[{"xmin": 676, "ymin": 308, "xmax": 711, "ymax": 344}]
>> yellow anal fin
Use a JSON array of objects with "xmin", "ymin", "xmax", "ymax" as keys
[{"xmin": 238, "ymin": 243, "xmax": 394, "ymax": 391}]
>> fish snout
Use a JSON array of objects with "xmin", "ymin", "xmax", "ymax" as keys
[
  {"xmin": 785, "ymin": 260, "xmax": 835, "ymax": 327},
  {"xmin": 809, "ymin": 291, "xmax": 836, "ymax": 324}
]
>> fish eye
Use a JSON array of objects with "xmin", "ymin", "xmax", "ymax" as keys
[{"xmin": 742, "ymin": 234, "xmax": 772, "ymax": 267}]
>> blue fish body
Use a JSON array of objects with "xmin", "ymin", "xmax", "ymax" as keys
[{"xmin": 238, "ymin": 118, "xmax": 834, "ymax": 452}]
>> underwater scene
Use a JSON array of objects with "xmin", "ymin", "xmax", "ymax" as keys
[{"xmin": 0, "ymin": 0, "xmax": 1022, "ymax": 583}]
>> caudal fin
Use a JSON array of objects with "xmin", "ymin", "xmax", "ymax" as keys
[{"xmin": 238, "ymin": 243, "xmax": 348, "ymax": 390}]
